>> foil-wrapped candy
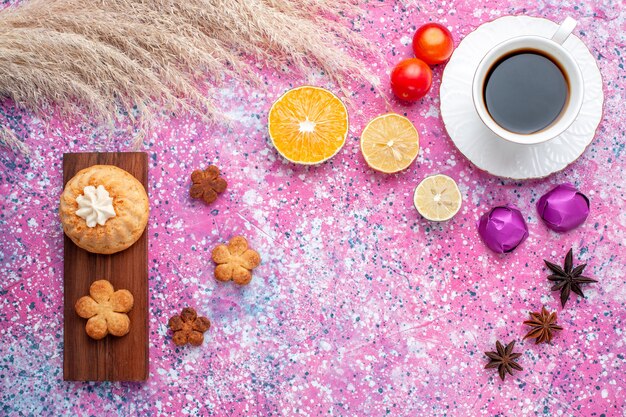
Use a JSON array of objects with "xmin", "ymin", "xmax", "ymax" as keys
[
  {"xmin": 478, "ymin": 205, "xmax": 529, "ymax": 253},
  {"xmin": 536, "ymin": 183, "xmax": 590, "ymax": 232}
]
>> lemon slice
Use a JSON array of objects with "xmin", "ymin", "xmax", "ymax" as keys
[
  {"xmin": 268, "ymin": 86, "xmax": 349, "ymax": 164},
  {"xmin": 360, "ymin": 113, "xmax": 419, "ymax": 173},
  {"xmin": 414, "ymin": 174, "xmax": 462, "ymax": 221}
]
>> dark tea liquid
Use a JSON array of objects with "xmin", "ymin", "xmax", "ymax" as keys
[{"xmin": 484, "ymin": 51, "xmax": 568, "ymax": 135}]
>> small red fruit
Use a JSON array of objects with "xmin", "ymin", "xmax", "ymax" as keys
[
  {"xmin": 390, "ymin": 58, "xmax": 433, "ymax": 101},
  {"xmin": 412, "ymin": 23, "xmax": 454, "ymax": 65}
]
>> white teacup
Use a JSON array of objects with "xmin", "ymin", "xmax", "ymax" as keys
[{"xmin": 472, "ymin": 17, "xmax": 584, "ymax": 145}]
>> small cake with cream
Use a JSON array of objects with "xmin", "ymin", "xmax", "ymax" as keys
[{"xmin": 59, "ymin": 165, "xmax": 149, "ymax": 254}]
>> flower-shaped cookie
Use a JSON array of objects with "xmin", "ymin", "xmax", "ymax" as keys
[
  {"xmin": 75, "ymin": 280, "xmax": 134, "ymax": 340},
  {"xmin": 190, "ymin": 165, "xmax": 227, "ymax": 204},
  {"xmin": 211, "ymin": 235, "xmax": 261, "ymax": 285},
  {"xmin": 168, "ymin": 307, "xmax": 211, "ymax": 346}
]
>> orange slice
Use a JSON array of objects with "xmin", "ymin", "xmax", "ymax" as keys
[
  {"xmin": 268, "ymin": 86, "xmax": 349, "ymax": 164},
  {"xmin": 360, "ymin": 113, "xmax": 420, "ymax": 173}
]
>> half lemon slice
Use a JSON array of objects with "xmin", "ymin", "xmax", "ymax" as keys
[
  {"xmin": 414, "ymin": 174, "xmax": 462, "ymax": 221},
  {"xmin": 360, "ymin": 113, "xmax": 419, "ymax": 173},
  {"xmin": 268, "ymin": 86, "xmax": 348, "ymax": 164}
]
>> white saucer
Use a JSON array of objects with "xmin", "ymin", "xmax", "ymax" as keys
[{"xmin": 440, "ymin": 16, "xmax": 603, "ymax": 179}]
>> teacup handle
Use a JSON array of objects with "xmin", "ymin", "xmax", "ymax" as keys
[{"xmin": 551, "ymin": 17, "xmax": 577, "ymax": 45}]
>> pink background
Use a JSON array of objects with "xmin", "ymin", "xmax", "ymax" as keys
[{"xmin": 1, "ymin": 1, "xmax": 625, "ymax": 416}]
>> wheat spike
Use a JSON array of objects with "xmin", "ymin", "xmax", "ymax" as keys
[{"xmin": 0, "ymin": 0, "xmax": 380, "ymax": 152}]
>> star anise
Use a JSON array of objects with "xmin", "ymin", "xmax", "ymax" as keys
[
  {"xmin": 485, "ymin": 340, "xmax": 523, "ymax": 381},
  {"xmin": 190, "ymin": 165, "xmax": 227, "ymax": 204},
  {"xmin": 523, "ymin": 306, "xmax": 563, "ymax": 344},
  {"xmin": 545, "ymin": 248, "xmax": 597, "ymax": 308}
]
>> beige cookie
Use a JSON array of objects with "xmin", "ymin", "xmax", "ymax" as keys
[
  {"xmin": 211, "ymin": 236, "xmax": 261, "ymax": 285},
  {"xmin": 75, "ymin": 279, "xmax": 134, "ymax": 340},
  {"xmin": 59, "ymin": 165, "xmax": 149, "ymax": 254}
]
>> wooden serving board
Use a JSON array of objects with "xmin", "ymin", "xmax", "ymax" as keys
[{"xmin": 63, "ymin": 152, "xmax": 148, "ymax": 381}]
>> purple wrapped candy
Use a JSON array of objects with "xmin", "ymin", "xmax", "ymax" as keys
[
  {"xmin": 537, "ymin": 183, "xmax": 590, "ymax": 232},
  {"xmin": 478, "ymin": 205, "xmax": 529, "ymax": 253}
]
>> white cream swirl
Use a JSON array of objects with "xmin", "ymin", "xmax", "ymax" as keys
[{"xmin": 75, "ymin": 185, "xmax": 116, "ymax": 227}]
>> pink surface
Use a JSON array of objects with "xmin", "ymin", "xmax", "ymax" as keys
[{"xmin": 1, "ymin": 1, "xmax": 625, "ymax": 416}]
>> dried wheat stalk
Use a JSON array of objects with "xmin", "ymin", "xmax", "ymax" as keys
[{"xmin": 0, "ymin": 0, "xmax": 379, "ymax": 152}]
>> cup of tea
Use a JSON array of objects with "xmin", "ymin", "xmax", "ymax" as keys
[{"xmin": 472, "ymin": 17, "xmax": 584, "ymax": 145}]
